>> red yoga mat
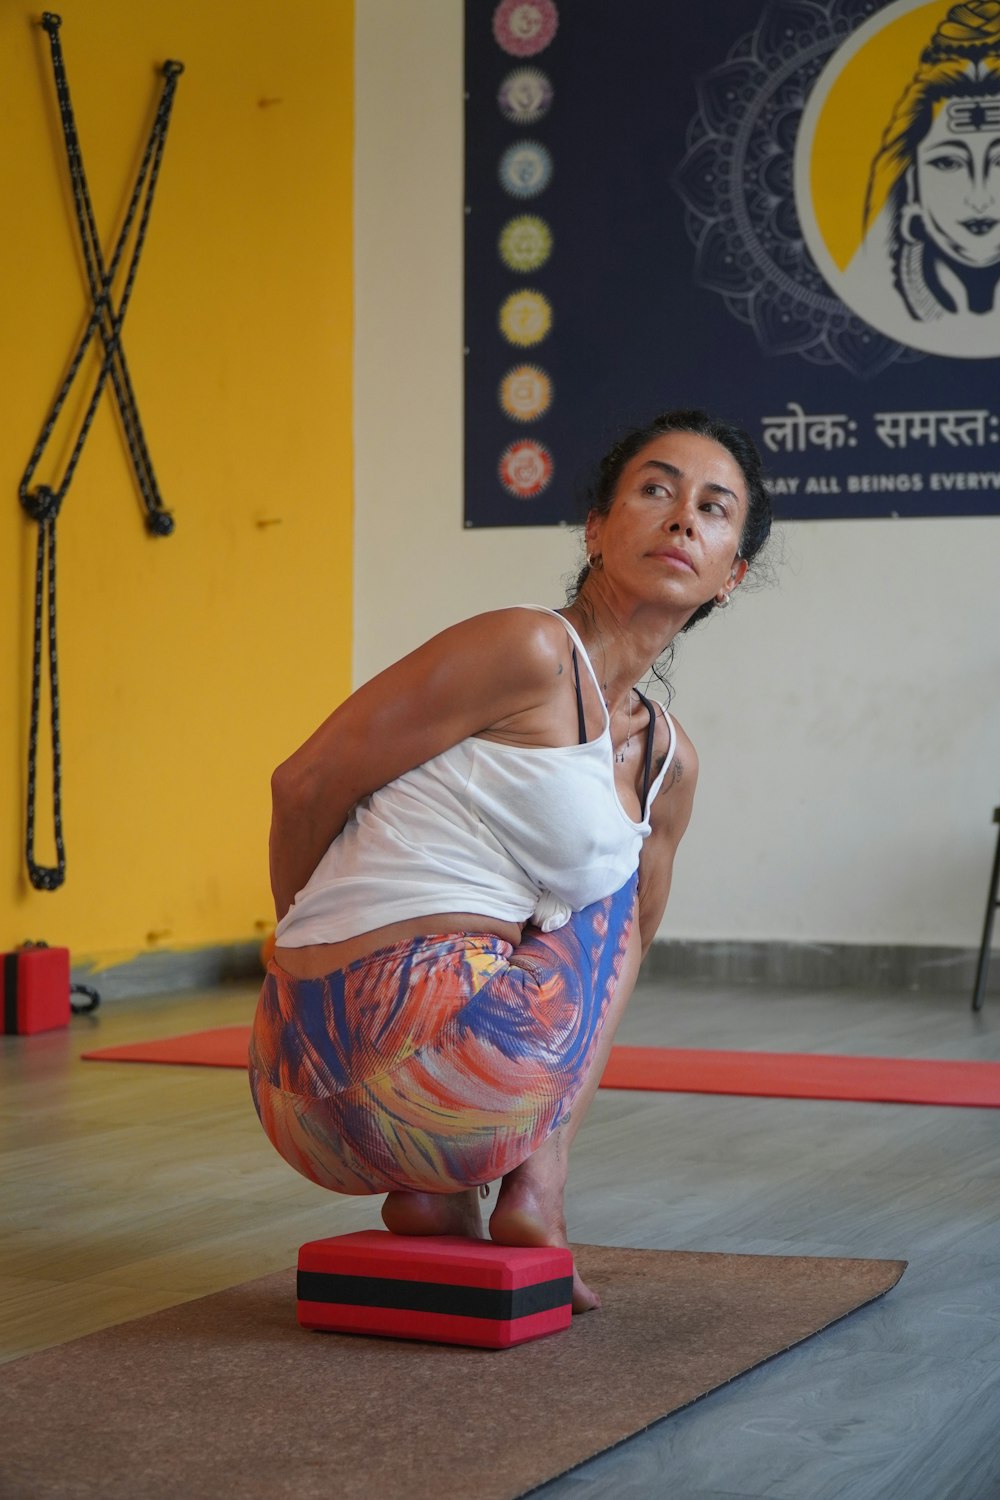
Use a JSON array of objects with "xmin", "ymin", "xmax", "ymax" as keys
[
  {"xmin": 82, "ymin": 1027, "xmax": 252, "ymax": 1068},
  {"xmin": 601, "ymin": 1045, "xmax": 1000, "ymax": 1108},
  {"xmin": 79, "ymin": 1028, "xmax": 1000, "ymax": 1107}
]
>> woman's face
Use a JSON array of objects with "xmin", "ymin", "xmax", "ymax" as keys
[
  {"xmin": 915, "ymin": 99, "xmax": 1000, "ymax": 268},
  {"xmin": 588, "ymin": 430, "xmax": 749, "ymax": 614}
]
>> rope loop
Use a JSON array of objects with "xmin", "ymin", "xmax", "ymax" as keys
[{"xmin": 70, "ymin": 982, "xmax": 101, "ymax": 1014}]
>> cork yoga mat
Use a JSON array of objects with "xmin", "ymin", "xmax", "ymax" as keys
[{"xmin": 0, "ymin": 1244, "xmax": 905, "ymax": 1500}]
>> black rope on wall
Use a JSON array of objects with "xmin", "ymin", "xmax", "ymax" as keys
[{"xmin": 18, "ymin": 14, "xmax": 183, "ymax": 892}]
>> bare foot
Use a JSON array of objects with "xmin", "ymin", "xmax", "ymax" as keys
[
  {"xmin": 488, "ymin": 1160, "xmax": 599, "ymax": 1313},
  {"xmin": 381, "ymin": 1187, "xmax": 484, "ymax": 1239}
]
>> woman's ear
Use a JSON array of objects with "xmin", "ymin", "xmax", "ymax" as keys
[
  {"xmin": 728, "ymin": 555, "xmax": 750, "ymax": 594},
  {"xmin": 584, "ymin": 509, "xmax": 604, "ymax": 559}
]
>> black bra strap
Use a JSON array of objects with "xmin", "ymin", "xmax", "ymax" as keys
[
  {"xmin": 571, "ymin": 648, "xmax": 587, "ymax": 744},
  {"xmin": 636, "ymin": 690, "xmax": 657, "ymax": 809}
]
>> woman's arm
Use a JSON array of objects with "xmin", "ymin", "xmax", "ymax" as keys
[
  {"xmin": 635, "ymin": 718, "xmax": 699, "ymax": 958},
  {"xmin": 269, "ymin": 608, "xmax": 573, "ymax": 921}
]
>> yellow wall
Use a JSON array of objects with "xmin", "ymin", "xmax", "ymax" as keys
[{"xmin": 1, "ymin": 1, "xmax": 353, "ymax": 965}]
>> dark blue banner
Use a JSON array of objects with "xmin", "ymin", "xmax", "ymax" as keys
[{"xmin": 464, "ymin": 0, "xmax": 1000, "ymax": 525}]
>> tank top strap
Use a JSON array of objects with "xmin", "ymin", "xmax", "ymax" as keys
[
  {"xmin": 571, "ymin": 648, "xmax": 587, "ymax": 745},
  {"xmin": 514, "ymin": 605, "xmax": 609, "ymax": 738},
  {"xmin": 635, "ymin": 690, "xmax": 657, "ymax": 808}
]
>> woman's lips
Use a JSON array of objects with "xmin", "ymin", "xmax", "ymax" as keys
[
  {"xmin": 650, "ymin": 546, "xmax": 695, "ymax": 571},
  {"xmin": 961, "ymin": 218, "xmax": 999, "ymax": 236}
]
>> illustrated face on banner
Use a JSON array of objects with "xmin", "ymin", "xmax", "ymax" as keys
[
  {"xmin": 797, "ymin": 0, "xmax": 1000, "ymax": 356},
  {"xmin": 915, "ymin": 101, "xmax": 1000, "ymax": 269}
]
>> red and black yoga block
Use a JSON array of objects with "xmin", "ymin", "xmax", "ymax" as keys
[
  {"xmin": 297, "ymin": 1230, "xmax": 574, "ymax": 1349},
  {"xmin": 1, "ymin": 947, "xmax": 70, "ymax": 1035}
]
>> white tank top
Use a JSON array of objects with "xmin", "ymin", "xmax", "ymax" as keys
[{"xmin": 275, "ymin": 608, "xmax": 676, "ymax": 942}]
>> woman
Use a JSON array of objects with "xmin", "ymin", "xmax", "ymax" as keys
[
  {"xmin": 250, "ymin": 408, "xmax": 772, "ymax": 1312},
  {"xmin": 863, "ymin": 0, "xmax": 1000, "ymax": 323}
]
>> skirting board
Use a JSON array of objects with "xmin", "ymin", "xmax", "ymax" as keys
[
  {"xmin": 641, "ymin": 937, "xmax": 999, "ymax": 995},
  {"xmin": 70, "ymin": 943, "xmax": 262, "ymax": 1002},
  {"xmin": 70, "ymin": 937, "xmax": 998, "ymax": 1003}
]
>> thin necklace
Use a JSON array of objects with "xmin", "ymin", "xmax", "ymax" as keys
[
  {"xmin": 583, "ymin": 605, "xmax": 634, "ymax": 764},
  {"xmin": 613, "ymin": 688, "xmax": 634, "ymax": 764}
]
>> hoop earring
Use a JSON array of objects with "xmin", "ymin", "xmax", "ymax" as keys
[
  {"xmin": 587, "ymin": 553, "xmax": 602, "ymax": 569},
  {"xmin": 715, "ymin": 593, "xmax": 730, "ymax": 610},
  {"xmin": 900, "ymin": 202, "xmax": 923, "ymax": 246}
]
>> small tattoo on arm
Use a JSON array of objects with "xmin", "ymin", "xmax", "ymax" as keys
[{"xmin": 655, "ymin": 753, "xmax": 683, "ymax": 795}]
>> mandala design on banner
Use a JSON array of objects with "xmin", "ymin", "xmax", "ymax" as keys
[
  {"xmin": 499, "ymin": 364, "xmax": 553, "ymax": 422},
  {"xmin": 499, "ymin": 289, "xmax": 553, "ymax": 346},
  {"xmin": 498, "ymin": 438, "xmax": 554, "ymax": 497},
  {"xmin": 492, "ymin": 0, "xmax": 559, "ymax": 58},
  {"xmin": 498, "ymin": 67, "xmax": 554, "ymax": 124},
  {"xmin": 672, "ymin": 0, "xmax": 922, "ymax": 378},
  {"xmin": 499, "ymin": 214, "xmax": 553, "ymax": 272},
  {"xmin": 499, "ymin": 140, "xmax": 553, "ymax": 198}
]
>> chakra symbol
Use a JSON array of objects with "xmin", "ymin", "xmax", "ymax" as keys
[
  {"xmin": 498, "ymin": 67, "xmax": 554, "ymax": 124},
  {"xmin": 499, "ymin": 364, "xmax": 553, "ymax": 422},
  {"xmin": 498, "ymin": 439, "xmax": 554, "ymax": 498},
  {"xmin": 499, "ymin": 289, "xmax": 552, "ymax": 346},
  {"xmin": 499, "ymin": 141, "xmax": 553, "ymax": 198},
  {"xmin": 499, "ymin": 215, "xmax": 553, "ymax": 272},
  {"xmin": 492, "ymin": 0, "xmax": 559, "ymax": 58}
]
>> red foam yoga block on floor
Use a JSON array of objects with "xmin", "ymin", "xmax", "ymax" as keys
[
  {"xmin": 1, "ymin": 947, "xmax": 70, "ymax": 1035},
  {"xmin": 297, "ymin": 1230, "xmax": 574, "ymax": 1349}
]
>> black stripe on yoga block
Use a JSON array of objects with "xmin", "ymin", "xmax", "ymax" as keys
[
  {"xmin": 296, "ymin": 1271, "xmax": 574, "ymax": 1322},
  {"xmin": 3, "ymin": 954, "xmax": 18, "ymax": 1035}
]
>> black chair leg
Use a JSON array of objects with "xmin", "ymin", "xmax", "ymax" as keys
[{"xmin": 972, "ymin": 808, "xmax": 1000, "ymax": 1014}]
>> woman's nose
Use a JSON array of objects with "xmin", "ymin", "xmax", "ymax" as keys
[{"xmin": 668, "ymin": 498, "xmax": 697, "ymax": 536}]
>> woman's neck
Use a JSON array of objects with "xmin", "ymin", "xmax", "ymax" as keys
[{"xmin": 562, "ymin": 589, "xmax": 684, "ymax": 709}]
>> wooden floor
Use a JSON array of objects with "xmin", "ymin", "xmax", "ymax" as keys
[{"xmin": 2, "ymin": 972, "xmax": 999, "ymax": 1500}]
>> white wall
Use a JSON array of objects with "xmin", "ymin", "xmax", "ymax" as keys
[{"xmin": 354, "ymin": 1, "xmax": 1000, "ymax": 950}]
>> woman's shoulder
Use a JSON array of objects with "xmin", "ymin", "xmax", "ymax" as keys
[
  {"xmin": 435, "ymin": 606, "xmax": 576, "ymax": 676},
  {"xmin": 667, "ymin": 713, "xmax": 697, "ymax": 778},
  {"xmin": 450, "ymin": 604, "xmax": 570, "ymax": 640},
  {"xmin": 644, "ymin": 706, "xmax": 698, "ymax": 847},
  {"xmin": 639, "ymin": 697, "xmax": 697, "ymax": 790}
]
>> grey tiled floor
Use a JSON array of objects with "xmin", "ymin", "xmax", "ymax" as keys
[
  {"xmin": 537, "ymin": 982, "xmax": 1000, "ymax": 1500},
  {"xmin": 2, "ymin": 975, "xmax": 999, "ymax": 1499}
]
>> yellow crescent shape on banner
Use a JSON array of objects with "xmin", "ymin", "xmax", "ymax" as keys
[{"xmin": 802, "ymin": 1, "xmax": 946, "ymax": 273}]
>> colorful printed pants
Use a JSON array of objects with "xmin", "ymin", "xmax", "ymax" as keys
[{"xmin": 248, "ymin": 874, "xmax": 637, "ymax": 1195}]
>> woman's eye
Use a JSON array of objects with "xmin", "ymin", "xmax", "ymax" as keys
[
  {"xmin": 927, "ymin": 153, "xmax": 964, "ymax": 172},
  {"xmin": 642, "ymin": 482, "xmax": 669, "ymax": 498}
]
